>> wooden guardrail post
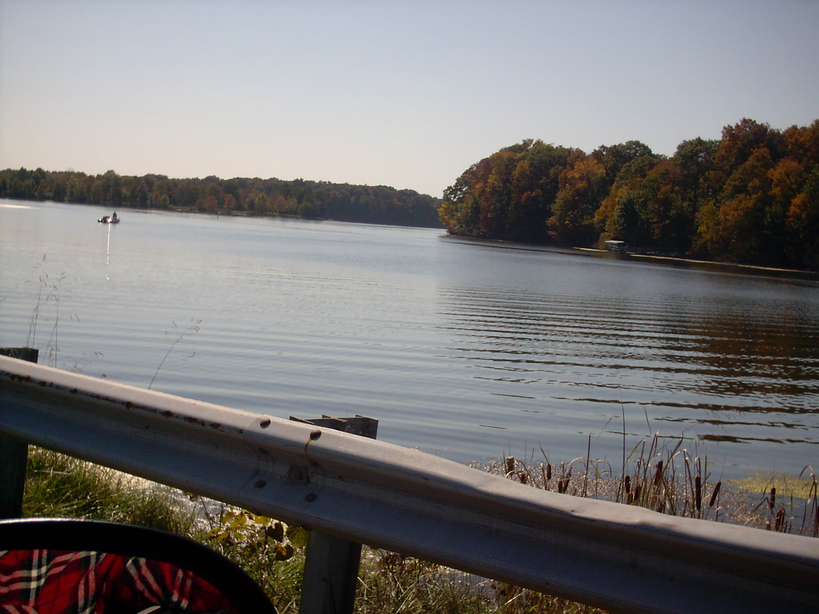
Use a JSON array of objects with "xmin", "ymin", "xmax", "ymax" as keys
[
  {"xmin": 0, "ymin": 348, "xmax": 38, "ymax": 518},
  {"xmin": 291, "ymin": 415, "xmax": 378, "ymax": 614}
]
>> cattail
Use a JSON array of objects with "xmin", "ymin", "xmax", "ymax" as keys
[
  {"xmin": 519, "ymin": 471, "xmax": 528, "ymax": 485},
  {"xmin": 505, "ymin": 456, "xmax": 515, "ymax": 475},
  {"xmin": 634, "ymin": 484, "xmax": 642, "ymax": 502},
  {"xmin": 546, "ymin": 463, "xmax": 552, "ymax": 480},
  {"xmin": 558, "ymin": 477, "xmax": 570, "ymax": 494},
  {"xmin": 542, "ymin": 463, "xmax": 550, "ymax": 490},
  {"xmin": 775, "ymin": 508, "xmax": 785, "ymax": 532},
  {"xmin": 625, "ymin": 475, "xmax": 631, "ymax": 494},
  {"xmin": 770, "ymin": 486, "xmax": 776, "ymax": 511},
  {"xmin": 695, "ymin": 476, "xmax": 702, "ymax": 512},
  {"xmin": 708, "ymin": 481, "xmax": 721, "ymax": 507},
  {"xmin": 653, "ymin": 460, "xmax": 664, "ymax": 485}
]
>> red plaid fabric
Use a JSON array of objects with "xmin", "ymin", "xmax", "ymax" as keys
[{"xmin": 0, "ymin": 549, "xmax": 237, "ymax": 613}]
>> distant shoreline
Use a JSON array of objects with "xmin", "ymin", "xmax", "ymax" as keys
[
  {"xmin": 442, "ymin": 234, "xmax": 819, "ymax": 280},
  {"xmin": 576, "ymin": 247, "xmax": 819, "ymax": 279}
]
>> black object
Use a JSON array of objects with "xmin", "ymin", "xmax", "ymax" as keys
[{"xmin": 0, "ymin": 517, "xmax": 277, "ymax": 614}]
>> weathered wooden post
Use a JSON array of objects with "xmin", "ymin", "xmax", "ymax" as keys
[
  {"xmin": 291, "ymin": 415, "xmax": 378, "ymax": 614},
  {"xmin": 0, "ymin": 348, "xmax": 39, "ymax": 518}
]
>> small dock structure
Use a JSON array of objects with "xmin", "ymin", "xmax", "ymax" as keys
[{"xmin": 605, "ymin": 239, "xmax": 628, "ymax": 253}]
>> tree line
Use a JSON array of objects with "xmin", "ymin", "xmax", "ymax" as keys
[
  {"xmin": 0, "ymin": 169, "xmax": 443, "ymax": 229},
  {"xmin": 439, "ymin": 118, "xmax": 819, "ymax": 270}
]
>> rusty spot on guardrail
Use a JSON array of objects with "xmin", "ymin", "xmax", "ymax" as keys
[{"xmin": 288, "ymin": 465, "xmax": 310, "ymax": 484}]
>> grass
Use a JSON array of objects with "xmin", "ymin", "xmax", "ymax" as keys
[
  {"xmin": 21, "ymin": 447, "xmax": 304, "ymax": 612},
  {"xmin": 25, "ymin": 256, "xmax": 71, "ymax": 369},
  {"xmin": 148, "ymin": 318, "xmax": 202, "ymax": 389},
  {"xmin": 20, "ymin": 439, "xmax": 817, "ymax": 614},
  {"xmin": 356, "ymin": 551, "xmax": 606, "ymax": 614},
  {"xmin": 22, "ymin": 448, "xmax": 195, "ymax": 534}
]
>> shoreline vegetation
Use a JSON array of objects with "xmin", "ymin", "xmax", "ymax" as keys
[
  {"xmin": 3, "ymin": 117, "xmax": 817, "ymax": 274},
  {"xmin": 439, "ymin": 118, "xmax": 819, "ymax": 272},
  {"xmin": 23, "ymin": 437, "xmax": 817, "ymax": 614},
  {"xmin": 0, "ymin": 169, "xmax": 444, "ymax": 229}
]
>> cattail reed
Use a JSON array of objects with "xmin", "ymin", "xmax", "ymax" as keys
[
  {"xmin": 624, "ymin": 475, "xmax": 633, "ymax": 504},
  {"xmin": 541, "ymin": 462, "xmax": 551, "ymax": 491},
  {"xmin": 480, "ymin": 432, "xmax": 818, "ymax": 538},
  {"xmin": 775, "ymin": 508, "xmax": 785, "ymax": 532},
  {"xmin": 653, "ymin": 460, "xmax": 663, "ymax": 486},
  {"xmin": 558, "ymin": 477, "xmax": 570, "ymax": 494},
  {"xmin": 709, "ymin": 481, "xmax": 721, "ymax": 507},
  {"xmin": 505, "ymin": 456, "xmax": 515, "ymax": 475}
]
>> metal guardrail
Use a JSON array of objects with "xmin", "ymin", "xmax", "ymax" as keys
[{"xmin": 1, "ymin": 354, "xmax": 817, "ymax": 613}]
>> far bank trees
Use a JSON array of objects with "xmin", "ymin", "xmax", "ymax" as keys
[{"xmin": 0, "ymin": 171, "xmax": 443, "ymax": 229}]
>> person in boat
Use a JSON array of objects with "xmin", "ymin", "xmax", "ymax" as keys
[{"xmin": 112, "ymin": 212, "xmax": 118, "ymax": 221}]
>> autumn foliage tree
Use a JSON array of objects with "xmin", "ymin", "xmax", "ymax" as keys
[
  {"xmin": 438, "ymin": 118, "xmax": 819, "ymax": 270},
  {"xmin": 439, "ymin": 140, "xmax": 572, "ymax": 242}
]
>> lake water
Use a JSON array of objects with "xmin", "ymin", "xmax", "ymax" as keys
[{"xmin": 2, "ymin": 200, "xmax": 818, "ymax": 480}]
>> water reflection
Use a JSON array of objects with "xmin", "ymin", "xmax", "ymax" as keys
[
  {"xmin": 437, "ymin": 261, "xmax": 819, "ymax": 456},
  {"xmin": 105, "ymin": 223, "xmax": 111, "ymax": 279},
  {"xmin": 2, "ymin": 202, "xmax": 817, "ymax": 478}
]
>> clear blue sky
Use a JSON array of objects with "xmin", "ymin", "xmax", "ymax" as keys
[{"xmin": 1, "ymin": 0, "xmax": 817, "ymax": 197}]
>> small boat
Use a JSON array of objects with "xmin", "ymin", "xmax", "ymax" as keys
[{"xmin": 98, "ymin": 213, "xmax": 120, "ymax": 224}]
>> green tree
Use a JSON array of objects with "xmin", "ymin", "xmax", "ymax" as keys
[
  {"xmin": 600, "ymin": 160, "xmax": 690, "ymax": 254},
  {"xmin": 439, "ymin": 140, "xmax": 572, "ymax": 242},
  {"xmin": 594, "ymin": 140, "xmax": 656, "ymax": 185},
  {"xmin": 440, "ymin": 165, "xmax": 481, "ymax": 236},
  {"xmin": 507, "ymin": 141, "xmax": 572, "ymax": 243}
]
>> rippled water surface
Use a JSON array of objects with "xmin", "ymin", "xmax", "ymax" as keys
[{"xmin": 2, "ymin": 200, "xmax": 817, "ymax": 478}]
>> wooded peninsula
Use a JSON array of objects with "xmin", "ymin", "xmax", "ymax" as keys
[
  {"xmin": 440, "ymin": 118, "xmax": 819, "ymax": 271},
  {"xmin": 0, "ymin": 170, "xmax": 443, "ymax": 229}
]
